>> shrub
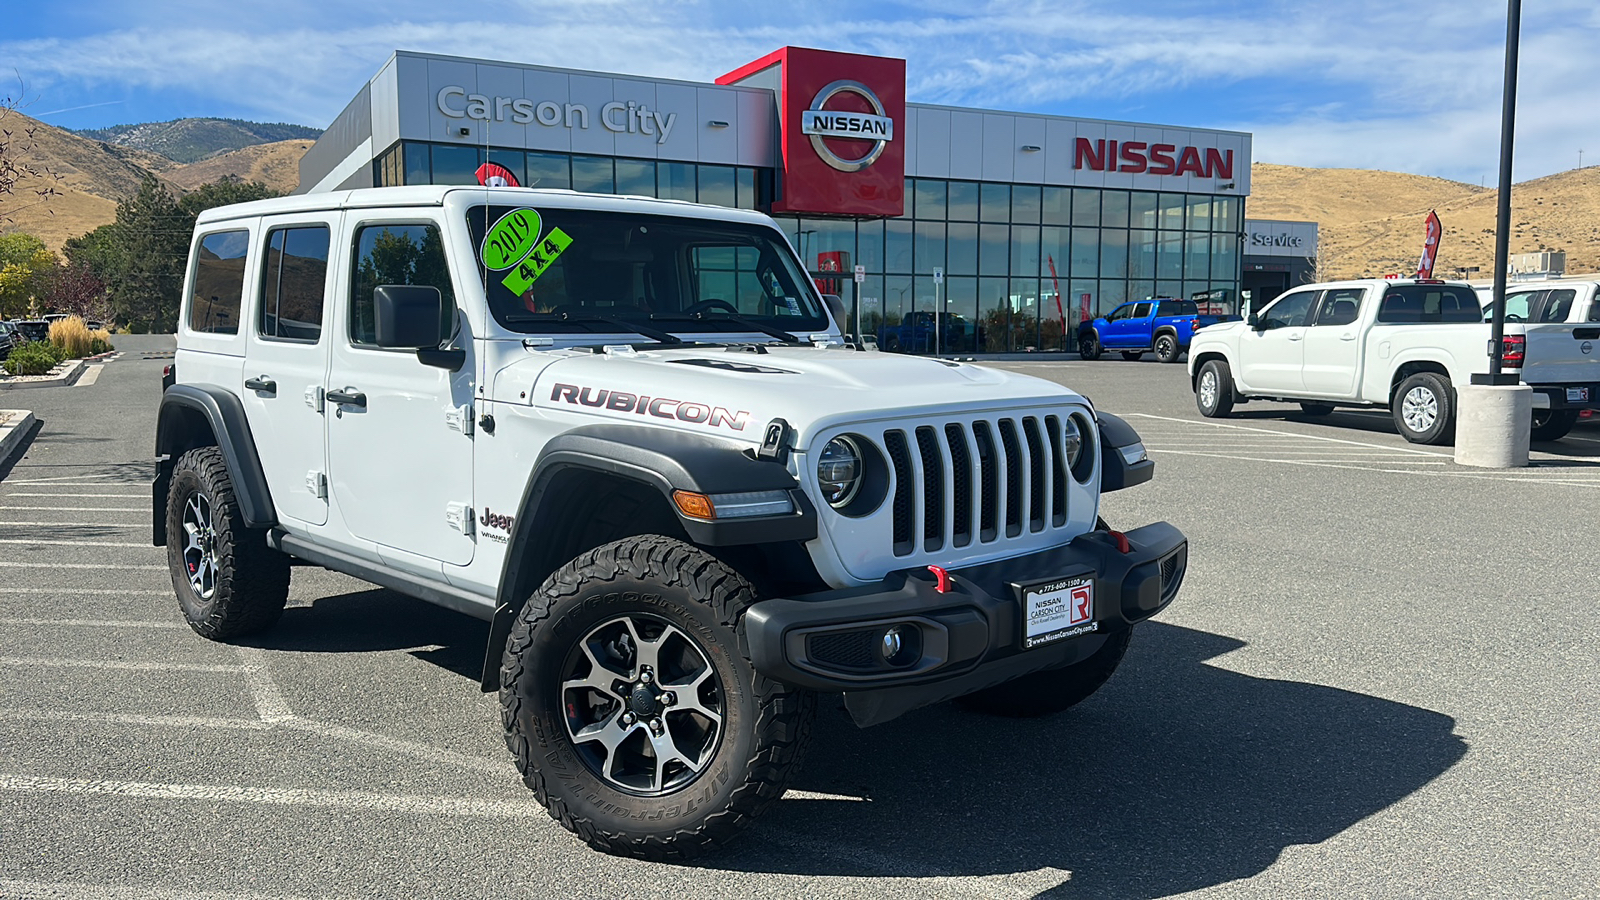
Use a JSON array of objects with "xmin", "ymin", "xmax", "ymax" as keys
[
  {"xmin": 2, "ymin": 341, "xmax": 61, "ymax": 376},
  {"xmin": 48, "ymin": 315, "xmax": 95, "ymax": 360}
]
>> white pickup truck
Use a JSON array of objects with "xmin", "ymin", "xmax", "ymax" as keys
[{"xmin": 1187, "ymin": 278, "xmax": 1600, "ymax": 443}]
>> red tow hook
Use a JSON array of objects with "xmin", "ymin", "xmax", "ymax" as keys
[
  {"xmin": 1105, "ymin": 529, "xmax": 1131, "ymax": 554},
  {"xmin": 927, "ymin": 565, "xmax": 951, "ymax": 593}
]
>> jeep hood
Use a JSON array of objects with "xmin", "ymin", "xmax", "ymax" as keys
[{"xmin": 494, "ymin": 346, "xmax": 1085, "ymax": 446}]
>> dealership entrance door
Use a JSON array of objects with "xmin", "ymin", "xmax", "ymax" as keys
[{"xmin": 1242, "ymin": 270, "xmax": 1290, "ymax": 314}]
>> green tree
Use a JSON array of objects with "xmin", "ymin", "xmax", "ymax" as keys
[
  {"xmin": 0, "ymin": 233, "xmax": 59, "ymax": 318},
  {"xmin": 109, "ymin": 176, "xmax": 187, "ymax": 332}
]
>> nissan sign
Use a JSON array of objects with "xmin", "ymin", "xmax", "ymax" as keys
[{"xmin": 801, "ymin": 80, "xmax": 894, "ymax": 172}]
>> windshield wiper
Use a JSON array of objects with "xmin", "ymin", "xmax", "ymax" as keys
[
  {"xmin": 504, "ymin": 311, "xmax": 682, "ymax": 345},
  {"xmin": 652, "ymin": 311, "xmax": 803, "ymax": 345}
]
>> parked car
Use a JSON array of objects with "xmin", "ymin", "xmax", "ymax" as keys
[
  {"xmin": 1475, "ymin": 280, "xmax": 1600, "ymax": 325},
  {"xmin": 1188, "ymin": 278, "xmax": 1600, "ymax": 443},
  {"xmin": 1079, "ymin": 298, "xmax": 1240, "ymax": 363},
  {"xmin": 878, "ymin": 310, "xmax": 981, "ymax": 354},
  {"xmin": 12, "ymin": 320, "xmax": 49, "ymax": 343},
  {"xmin": 154, "ymin": 184, "xmax": 1187, "ymax": 859},
  {"xmin": 0, "ymin": 321, "xmax": 18, "ymax": 361}
]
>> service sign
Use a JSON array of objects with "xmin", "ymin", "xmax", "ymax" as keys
[{"xmin": 720, "ymin": 47, "xmax": 905, "ymax": 218}]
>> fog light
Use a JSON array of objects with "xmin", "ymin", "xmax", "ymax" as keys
[
  {"xmin": 881, "ymin": 627, "xmax": 903, "ymax": 661},
  {"xmin": 878, "ymin": 624, "xmax": 921, "ymax": 668}
]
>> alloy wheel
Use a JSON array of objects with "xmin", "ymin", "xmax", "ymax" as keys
[
  {"xmin": 1199, "ymin": 370, "xmax": 1218, "ymax": 409},
  {"xmin": 180, "ymin": 493, "xmax": 218, "ymax": 599},
  {"xmin": 560, "ymin": 614, "xmax": 725, "ymax": 795},
  {"xmin": 1402, "ymin": 386, "xmax": 1438, "ymax": 433}
]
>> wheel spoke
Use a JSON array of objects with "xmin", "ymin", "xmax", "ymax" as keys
[
  {"xmin": 631, "ymin": 620, "xmax": 676, "ymax": 673},
  {"xmin": 662, "ymin": 667, "xmax": 721, "ymax": 725}
]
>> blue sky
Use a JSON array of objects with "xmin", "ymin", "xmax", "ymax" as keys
[{"xmin": 3, "ymin": 0, "xmax": 1597, "ymax": 183}]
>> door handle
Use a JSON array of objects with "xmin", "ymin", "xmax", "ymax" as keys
[
  {"xmin": 1287, "ymin": 333, "xmax": 1303, "ymax": 341},
  {"xmin": 1340, "ymin": 333, "xmax": 1356, "ymax": 341},
  {"xmin": 326, "ymin": 388, "xmax": 367, "ymax": 408},
  {"xmin": 244, "ymin": 376, "xmax": 277, "ymax": 394}
]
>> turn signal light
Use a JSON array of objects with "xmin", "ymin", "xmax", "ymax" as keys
[{"xmin": 672, "ymin": 490, "xmax": 715, "ymax": 520}]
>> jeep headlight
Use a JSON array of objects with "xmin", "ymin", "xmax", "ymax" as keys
[
  {"xmin": 1063, "ymin": 413, "xmax": 1096, "ymax": 483},
  {"xmin": 817, "ymin": 436, "xmax": 863, "ymax": 508}
]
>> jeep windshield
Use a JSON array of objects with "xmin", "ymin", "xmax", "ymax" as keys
[{"xmin": 465, "ymin": 204, "xmax": 828, "ymax": 339}]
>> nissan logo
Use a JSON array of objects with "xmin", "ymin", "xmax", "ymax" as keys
[
  {"xmin": 800, "ymin": 80, "xmax": 894, "ymax": 173},
  {"xmin": 1583, "ymin": 341, "xmax": 1594, "ymax": 355}
]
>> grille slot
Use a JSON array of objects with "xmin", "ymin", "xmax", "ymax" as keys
[
  {"xmin": 945, "ymin": 424, "xmax": 973, "ymax": 548},
  {"xmin": 807, "ymin": 631, "xmax": 879, "ymax": 671},
  {"xmin": 1022, "ymin": 417, "xmax": 1046, "ymax": 533},
  {"xmin": 1044, "ymin": 416, "xmax": 1067, "ymax": 527},
  {"xmin": 915, "ymin": 426, "xmax": 944, "ymax": 552},
  {"xmin": 884, "ymin": 430, "xmax": 915, "ymax": 556},
  {"xmin": 973, "ymin": 422, "xmax": 999, "ymax": 543},
  {"xmin": 998, "ymin": 419, "xmax": 1023, "ymax": 538}
]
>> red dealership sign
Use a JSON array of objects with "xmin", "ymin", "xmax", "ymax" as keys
[
  {"xmin": 720, "ymin": 47, "xmax": 905, "ymax": 217},
  {"xmin": 1074, "ymin": 139, "xmax": 1234, "ymax": 179}
]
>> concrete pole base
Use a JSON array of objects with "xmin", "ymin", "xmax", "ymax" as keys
[{"xmin": 1454, "ymin": 383, "xmax": 1531, "ymax": 468}]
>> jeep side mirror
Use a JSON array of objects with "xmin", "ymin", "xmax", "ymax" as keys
[
  {"xmin": 374, "ymin": 285, "xmax": 445, "ymax": 348},
  {"xmin": 821, "ymin": 293, "xmax": 848, "ymax": 329}
]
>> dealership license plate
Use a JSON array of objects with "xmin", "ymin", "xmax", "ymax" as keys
[
  {"xmin": 1021, "ymin": 575, "xmax": 1099, "ymax": 649},
  {"xmin": 1567, "ymin": 387, "xmax": 1589, "ymax": 403}
]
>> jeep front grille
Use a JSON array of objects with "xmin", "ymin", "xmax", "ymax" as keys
[{"xmin": 880, "ymin": 414, "xmax": 1084, "ymax": 558}]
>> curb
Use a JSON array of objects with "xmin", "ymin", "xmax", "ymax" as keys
[
  {"xmin": 0, "ymin": 359, "xmax": 86, "ymax": 391},
  {"xmin": 0, "ymin": 410, "xmax": 39, "ymax": 472}
]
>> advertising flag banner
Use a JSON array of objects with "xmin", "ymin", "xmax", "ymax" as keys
[{"xmin": 1416, "ymin": 210, "xmax": 1442, "ymax": 279}]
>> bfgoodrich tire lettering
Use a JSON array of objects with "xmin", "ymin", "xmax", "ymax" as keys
[
  {"xmin": 957, "ymin": 630, "xmax": 1132, "ymax": 717},
  {"xmin": 499, "ymin": 535, "xmax": 814, "ymax": 860},
  {"xmin": 165, "ymin": 446, "xmax": 290, "ymax": 640}
]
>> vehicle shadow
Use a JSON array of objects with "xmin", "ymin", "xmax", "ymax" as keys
[
  {"xmin": 254, "ymin": 586, "xmax": 488, "ymax": 681},
  {"xmin": 710, "ymin": 621, "xmax": 1467, "ymax": 899}
]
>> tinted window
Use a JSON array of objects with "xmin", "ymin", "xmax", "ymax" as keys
[
  {"xmin": 464, "ymin": 205, "xmax": 828, "ymax": 336},
  {"xmin": 1263, "ymin": 291, "xmax": 1316, "ymax": 328},
  {"xmin": 1106, "ymin": 304, "xmax": 1134, "ymax": 321},
  {"xmin": 1536, "ymin": 289, "xmax": 1577, "ymax": 323},
  {"xmin": 1130, "ymin": 302, "xmax": 1153, "ymax": 318},
  {"xmin": 1313, "ymin": 288, "xmax": 1364, "ymax": 326},
  {"xmin": 258, "ymin": 226, "xmax": 330, "ymax": 342},
  {"xmin": 350, "ymin": 223, "xmax": 456, "ymax": 346},
  {"xmin": 1376, "ymin": 285, "xmax": 1482, "ymax": 323},
  {"xmin": 189, "ymin": 230, "xmax": 249, "ymax": 335},
  {"xmin": 1156, "ymin": 299, "xmax": 1198, "ymax": 317}
]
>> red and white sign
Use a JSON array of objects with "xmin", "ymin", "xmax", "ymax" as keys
[
  {"xmin": 1416, "ymin": 210, "xmax": 1442, "ymax": 279},
  {"xmin": 720, "ymin": 47, "xmax": 905, "ymax": 217},
  {"xmin": 475, "ymin": 162, "xmax": 520, "ymax": 188}
]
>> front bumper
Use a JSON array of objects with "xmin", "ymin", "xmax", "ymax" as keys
[
  {"xmin": 1528, "ymin": 382, "xmax": 1600, "ymax": 411},
  {"xmin": 743, "ymin": 521, "xmax": 1187, "ymax": 727}
]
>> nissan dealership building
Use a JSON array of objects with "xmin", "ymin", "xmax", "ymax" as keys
[{"xmin": 298, "ymin": 47, "xmax": 1254, "ymax": 354}]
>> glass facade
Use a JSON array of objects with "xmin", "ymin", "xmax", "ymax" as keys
[{"xmin": 379, "ymin": 143, "xmax": 1242, "ymax": 354}]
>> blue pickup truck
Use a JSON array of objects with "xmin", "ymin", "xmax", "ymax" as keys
[{"xmin": 1078, "ymin": 298, "xmax": 1238, "ymax": 363}]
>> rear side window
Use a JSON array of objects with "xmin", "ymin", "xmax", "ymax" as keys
[
  {"xmin": 1314, "ymin": 288, "xmax": 1364, "ymax": 326},
  {"xmin": 189, "ymin": 230, "xmax": 249, "ymax": 335},
  {"xmin": 1535, "ymin": 289, "xmax": 1576, "ymax": 323},
  {"xmin": 258, "ymin": 226, "xmax": 330, "ymax": 342},
  {"xmin": 350, "ymin": 223, "xmax": 456, "ymax": 346},
  {"xmin": 1376, "ymin": 285, "xmax": 1482, "ymax": 323},
  {"xmin": 1156, "ymin": 300, "xmax": 1197, "ymax": 317}
]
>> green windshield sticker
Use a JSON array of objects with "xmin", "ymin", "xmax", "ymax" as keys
[
  {"xmin": 481, "ymin": 208, "xmax": 543, "ymax": 271},
  {"xmin": 501, "ymin": 228, "xmax": 573, "ymax": 295}
]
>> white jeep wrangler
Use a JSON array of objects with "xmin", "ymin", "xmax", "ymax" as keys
[{"xmin": 153, "ymin": 185, "xmax": 1187, "ymax": 859}]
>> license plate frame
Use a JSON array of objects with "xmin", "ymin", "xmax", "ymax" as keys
[
  {"xmin": 1566, "ymin": 387, "xmax": 1590, "ymax": 403},
  {"xmin": 1019, "ymin": 574, "xmax": 1099, "ymax": 650}
]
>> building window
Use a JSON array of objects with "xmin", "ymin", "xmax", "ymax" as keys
[
  {"xmin": 527, "ymin": 152, "xmax": 571, "ymax": 190},
  {"xmin": 947, "ymin": 181, "xmax": 979, "ymax": 222},
  {"xmin": 431, "ymin": 145, "xmax": 482, "ymax": 185},
  {"xmin": 979, "ymin": 183, "xmax": 1010, "ymax": 223},
  {"xmin": 658, "ymin": 162, "xmax": 695, "ymax": 201},
  {"xmin": 615, "ymin": 158, "xmax": 656, "ymax": 197},
  {"xmin": 913, "ymin": 179, "xmax": 947, "ymax": 220},
  {"xmin": 487, "ymin": 149, "xmax": 526, "ymax": 187},
  {"xmin": 698, "ymin": 165, "xmax": 736, "ymax": 208},
  {"xmin": 571, "ymin": 155, "xmax": 614, "ymax": 193},
  {"xmin": 403, "ymin": 142, "xmax": 431, "ymax": 185}
]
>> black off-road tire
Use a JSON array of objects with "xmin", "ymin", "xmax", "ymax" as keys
[
  {"xmin": 1079, "ymin": 331, "xmax": 1103, "ymax": 361},
  {"xmin": 957, "ymin": 629, "xmax": 1132, "ymax": 717},
  {"xmin": 1530, "ymin": 409, "xmax": 1579, "ymax": 442},
  {"xmin": 1154, "ymin": 333, "xmax": 1181, "ymax": 364},
  {"xmin": 499, "ymin": 535, "xmax": 815, "ymax": 860},
  {"xmin": 1120, "ymin": 351, "xmax": 1144, "ymax": 361},
  {"xmin": 165, "ymin": 446, "xmax": 290, "ymax": 640},
  {"xmin": 1392, "ymin": 372, "xmax": 1454, "ymax": 445},
  {"xmin": 1299, "ymin": 403, "xmax": 1335, "ymax": 416},
  {"xmin": 1196, "ymin": 358, "xmax": 1235, "ymax": 418}
]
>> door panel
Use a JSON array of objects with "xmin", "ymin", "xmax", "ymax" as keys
[
  {"xmin": 242, "ymin": 215, "xmax": 337, "ymax": 527},
  {"xmin": 1239, "ymin": 290, "xmax": 1317, "ymax": 392},
  {"xmin": 1303, "ymin": 287, "xmax": 1365, "ymax": 397},
  {"xmin": 326, "ymin": 217, "xmax": 476, "ymax": 566}
]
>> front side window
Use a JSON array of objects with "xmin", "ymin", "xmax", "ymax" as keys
[
  {"xmin": 1313, "ymin": 288, "xmax": 1364, "ymax": 326},
  {"xmin": 258, "ymin": 226, "xmax": 330, "ymax": 342},
  {"xmin": 189, "ymin": 230, "xmax": 249, "ymax": 335},
  {"xmin": 1501, "ymin": 290, "xmax": 1540, "ymax": 321},
  {"xmin": 1105, "ymin": 304, "xmax": 1133, "ymax": 322},
  {"xmin": 349, "ymin": 223, "xmax": 456, "ymax": 346},
  {"xmin": 1262, "ymin": 291, "xmax": 1316, "ymax": 329},
  {"xmin": 464, "ymin": 205, "xmax": 828, "ymax": 336}
]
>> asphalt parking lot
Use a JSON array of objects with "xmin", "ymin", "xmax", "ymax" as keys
[{"xmin": 2, "ymin": 341, "xmax": 1597, "ymax": 899}]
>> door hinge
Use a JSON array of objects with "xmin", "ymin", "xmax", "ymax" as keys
[
  {"xmin": 445, "ymin": 502, "xmax": 474, "ymax": 535},
  {"xmin": 304, "ymin": 385, "xmax": 325, "ymax": 412},
  {"xmin": 305, "ymin": 470, "xmax": 328, "ymax": 499},
  {"xmin": 445, "ymin": 404, "xmax": 474, "ymax": 435}
]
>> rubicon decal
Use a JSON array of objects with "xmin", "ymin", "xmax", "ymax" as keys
[{"xmin": 549, "ymin": 383, "xmax": 751, "ymax": 432}]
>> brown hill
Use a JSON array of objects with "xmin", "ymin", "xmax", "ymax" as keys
[
  {"xmin": 1250, "ymin": 163, "xmax": 1600, "ymax": 279},
  {"xmin": 167, "ymin": 140, "xmax": 309, "ymax": 194}
]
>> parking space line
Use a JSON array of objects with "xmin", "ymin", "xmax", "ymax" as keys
[
  {"xmin": 1, "ymin": 475, "xmax": 125, "ymax": 484},
  {"xmin": 0, "ymin": 538, "xmax": 152, "ymax": 547},
  {"xmin": 0, "ymin": 587, "xmax": 169, "ymax": 595},
  {"xmin": 0, "ymin": 561, "xmax": 165, "ymax": 570},
  {"xmin": 1125, "ymin": 413, "xmax": 1454, "ymax": 456},
  {"xmin": 0, "ymin": 709, "xmax": 272, "ymax": 731},
  {"xmin": 0, "ymin": 657, "xmax": 245, "ymax": 673},
  {"xmin": 0, "ymin": 774, "xmax": 548, "ymax": 819},
  {"xmin": 0, "ymin": 618, "xmax": 183, "ymax": 628},
  {"xmin": 0, "ymin": 879, "xmax": 323, "ymax": 900},
  {"xmin": 2, "ymin": 492, "xmax": 147, "ymax": 498},
  {"xmin": 0, "ymin": 521, "xmax": 143, "ymax": 528},
  {"xmin": 1153, "ymin": 449, "xmax": 1600, "ymax": 487},
  {"xmin": 232, "ymin": 646, "xmax": 293, "ymax": 723},
  {"xmin": 0, "ymin": 505, "xmax": 148, "ymax": 511}
]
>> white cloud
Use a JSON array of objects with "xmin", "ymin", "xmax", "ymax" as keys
[{"xmin": 2, "ymin": 0, "xmax": 1594, "ymax": 180}]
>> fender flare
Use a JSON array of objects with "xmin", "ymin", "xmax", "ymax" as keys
[
  {"xmin": 481, "ymin": 424, "xmax": 817, "ymax": 690},
  {"xmin": 153, "ymin": 384, "xmax": 276, "ymax": 545}
]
